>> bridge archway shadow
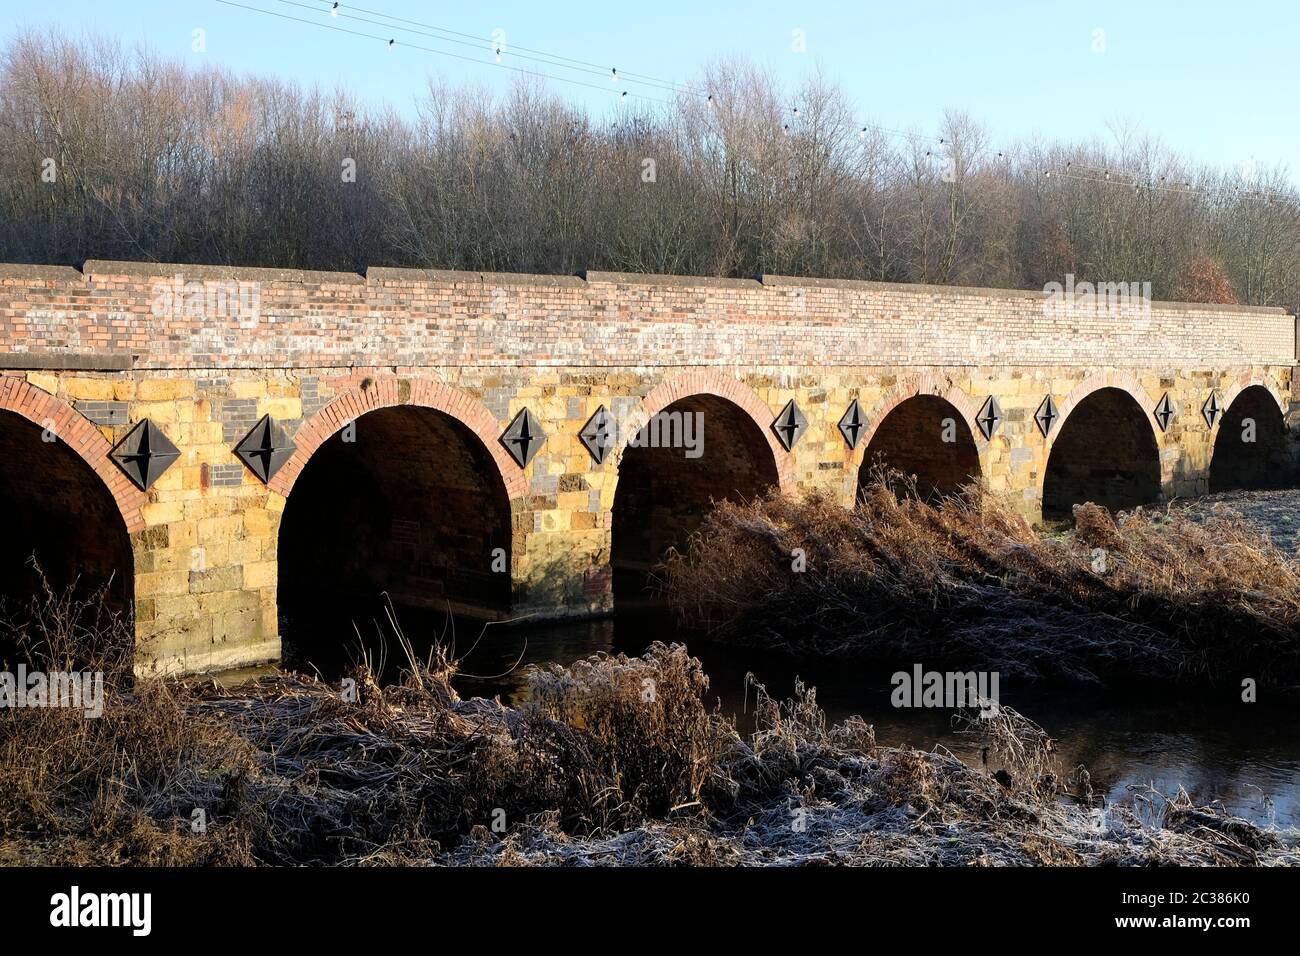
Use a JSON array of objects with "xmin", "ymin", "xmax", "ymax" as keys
[
  {"xmin": 856, "ymin": 395, "xmax": 980, "ymax": 502},
  {"xmin": 611, "ymin": 394, "xmax": 779, "ymax": 607},
  {"xmin": 1042, "ymin": 386, "xmax": 1160, "ymax": 521},
  {"xmin": 0, "ymin": 409, "xmax": 133, "ymax": 656},
  {"xmin": 1209, "ymin": 385, "xmax": 1290, "ymax": 493},
  {"xmin": 277, "ymin": 405, "xmax": 512, "ymax": 673}
]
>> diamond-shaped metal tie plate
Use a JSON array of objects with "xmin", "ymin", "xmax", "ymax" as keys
[
  {"xmin": 500, "ymin": 407, "xmax": 546, "ymax": 467},
  {"xmin": 235, "ymin": 414, "xmax": 296, "ymax": 484},
  {"xmin": 771, "ymin": 399, "xmax": 808, "ymax": 451},
  {"xmin": 1202, "ymin": 391, "xmax": 1223, "ymax": 429},
  {"xmin": 110, "ymin": 418, "xmax": 180, "ymax": 491},
  {"xmin": 1153, "ymin": 392, "xmax": 1177, "ymax": 432},
  {"xmin": 579, "ymin": 405, "xmax": 616, "ymax": 465},
  {"xmin": 838, "ymin": 399, "xmax": 867, "ymax": 449},
  {"xmin": 975, "ymin": 395, "xmax": 1002, "ymax": 441},
  {"xmin": 1034, "ymin": 394, "xmax": 1060, "ymax": 438}
]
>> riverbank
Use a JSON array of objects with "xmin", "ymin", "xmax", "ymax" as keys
[
  {"xmin": 1173, "ymin": 487, "xmax": 1300, "ymax": 552},
  {"xmin": 663, "ymin": 480, "xmax": 1300, "ymax": 690},
  {"xmin": 2, "ymin": 635, "xmax": 1295, "ymax": 866}
]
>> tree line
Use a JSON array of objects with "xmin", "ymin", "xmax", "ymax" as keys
[{"xmin": 2, "ymin": 31, "xmax": 1298, "ymax": 310}]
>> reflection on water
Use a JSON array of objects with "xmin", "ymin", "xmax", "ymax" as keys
[{"xmin": 282, "ymin": 606, "xmax": 1300, "ymax": 830}]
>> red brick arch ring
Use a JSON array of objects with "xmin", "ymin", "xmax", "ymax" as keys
[
  {"xmin": 0, "ymin": 377, "xmax": 146, "ymax": 533},
  {"xmin": 1049, "ymin": 372, "xmax": 1160, "ymax": 449},
  {"xmin": 1039, "ymin": 371, "xmax": 1163, "ymax": 495},
  {"xmin": 609, "ymin": 370, "xmax": 796, "ymax": 492},
  {"xmin": 1212, "ymin": 375, "xmax": 1287, "ymax": 434},
  {"xmin": 267, "ymin": 377, "xmax": 528, "ymax": 500},
  {"xmin": 849, "ymin": 374, "xmax": 991, "ymax": 479}
]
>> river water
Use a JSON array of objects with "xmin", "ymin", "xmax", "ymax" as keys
[{"xmin": 282, "ymin": 604, "xmax": 1300, "ymax": 831}]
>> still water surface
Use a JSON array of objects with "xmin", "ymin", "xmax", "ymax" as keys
[{"xmin": 282, "ymin": 607, "xmax": 1300, "ymax": 830}]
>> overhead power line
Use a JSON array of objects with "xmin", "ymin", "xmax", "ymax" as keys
[
  {"xmin": 1041, "ymin": 163, "xmax": 1300, "ymax": 210},
  {"xmin": 213, "ymin": 0, "xmax": 678, "ymax": 104},
  {"xmin": 308, "ymin": 0, "xmax": 709, "ymax": 97}
]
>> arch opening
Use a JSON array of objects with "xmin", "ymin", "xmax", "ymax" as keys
[
  {"xmin": 277, "ymin": 406, "xmax": 512, "ymax": 667},
  {"xmin": 856, "ymin": 395, "xmax": 980, "ymax": 502},
  {"xmin": 0, "ymin": 410, "xmax": 133, "ymax": 658},
  {"xmin": 611, "ymin": 394, "xmax": 779, "ymax": 606},
  {"xmin": 1042, "ymin": 387, "xmax": 1160, "ymax": 521},
  {"xmin": 1208, "ymin": 386, "xmax": 1290, "ymax": 493}
]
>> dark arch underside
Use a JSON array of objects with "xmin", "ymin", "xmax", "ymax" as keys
[
  {"xmin": 611, "ymin": 394, "xmax": 779, "ymax": 603},
  {"xmin": 0, "ymin": 410, "xmax": 133, "ymax": 655},
  {"xmin": 1042, "ymin": 387, "xmax": 1160, "ymax": 520},
  {"xmin": 1209, "ymin": 386, "xmax": 1290, "ymax": 492},
  {"xmin": 277, "ymin": 406, "xmax": 513, "ymax": 662},
  {"xmin": 856, "ymin": 395, "xmax": 981, "ymax": 501}
]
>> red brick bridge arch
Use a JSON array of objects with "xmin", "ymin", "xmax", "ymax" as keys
[
  {"xmin": 607, "ymin": 370, "xmax": 791, "ymax": 598},
  {"xmin": 1216, "ymin": 375, "xmax": 1287, "ymax": 427},
  {"xmin": 0, "ymin": 377, "xmax": 146, "ymax": 531},
  {"xmin": 1041, "ymin": 372, "xmax": 1163, "ymax": 519},
  {"xmin": 849, "ymin": 374, "xmax": 988, "ymax": 502},
  {"xmin": 607, "ymin": 370, "xmax": 795, "ymax": 490},
  {"xmin": 268, "ymin": 377, "xmax": 526, "ymax": 500},
  {"xmin": 0, "ymin": 377, "xmax": 141, "ymax": 618},
  {"xmin": 1209, "ymin": 375, "xmax": 1290, "ymax": 492},
  {"xmin": 271, "ymin": 377, "xmax": 523, "ymax": 658}
]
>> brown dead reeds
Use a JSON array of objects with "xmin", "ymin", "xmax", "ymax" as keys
[{"xmin": 662, "ymin": 478, "xmax": 1300, "ymax": 688}]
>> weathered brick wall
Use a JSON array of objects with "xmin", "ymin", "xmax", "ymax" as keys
[
  {"xmin": 0, "ymin": 260, "xmax": 1294, "ymax": 674},
  {"xmin": 0, "ymin": 262, "xmax": 1293, "ymax": 369}
]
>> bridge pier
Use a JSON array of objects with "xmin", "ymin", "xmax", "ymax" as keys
[{"xmin": 0, "ymin": 262, "xmax": 1294, "ymax": 674}]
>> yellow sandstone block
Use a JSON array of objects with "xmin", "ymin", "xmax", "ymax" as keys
[
  {"xmin": 258, "ymin": 397, "xmax": 302, "ymax": 420},
  {"xmin": 198, "ymin": 515, "xmax": 243, "ymax": 542},
  {"xmin": 243, "ymin": 561, "xmax": 277, "ymax": 589},
  {"xmin": 135, "ymin": 569, "xmax": 190, "ymax": 598},
  {"xmin": 243, "ymin": 509, "xmax": 277, "ymax": 535},
  {"xmin": 182, "ymin": 421, "xmax": 223, "ymax": 444},
  {"xmin": 536, "ymin": 511, "xmax": 570, "ymax": 533},
  {"xmin": 138, "ymin": 379, "xmax": 194, "ymax": 401},
  {"xmin": 27, "ymin": 372, "xmax": 59, "ymax": 395},
  {"xmin": 231, "ymin": 381, "xmax": 268, "ymax": 399},
  {"xmin": 151, "ymin": 595, "xmax": 206, "ymax": 625},
  {"xmin": 151, "ymin": 464, "xmax": 185, "ymax": 492},
  {"xmin": 228, "ymin": 538, "xmax": 270, "ymax": 564},
  {"xmin": 140, "ymin": 403, "xmax": 177, "ymax": 424},
  {"xmin": 557, "ymin": 491, "xmax": 588, "ymax": 512},
  {"xmin": 64, "ymin": 378, "xmax": 115, "ymax": 400},
  {"xmin": 142, "ymin": 500, "xmax": 185, "ymax": 526}
]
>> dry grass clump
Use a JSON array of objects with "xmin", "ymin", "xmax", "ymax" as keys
[
  {"xmin": 507, "ymin": 648, "xmax": 734, "ymax": 828},
  {"xmin": 0, "ymin": 584, "xmax": 259, "ymax": 865},
  {"xmin": 662, "ymin": 479, "xmax": 1300, "ymax": 687},
  {"xmin": 0, "ymin": 572, "xmax": 134, "ymax": 678}
]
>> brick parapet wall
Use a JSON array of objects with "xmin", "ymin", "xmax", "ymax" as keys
[{"xmin": 0, "ymin": 260, "xmax": 1292, "ymax": 370}]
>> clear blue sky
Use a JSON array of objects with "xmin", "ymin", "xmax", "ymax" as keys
[{"xmin": 7, "ymin": 0, "xmax": 1297, "ymax": 175}]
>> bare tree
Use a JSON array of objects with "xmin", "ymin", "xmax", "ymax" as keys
[{"xmin": 1, "ymin": 30, "xmax": 1297, "ymax": 314}]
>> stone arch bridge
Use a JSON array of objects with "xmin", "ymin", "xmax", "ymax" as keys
[{"xmin": 0, "ymin": 261, "xmax": 1295, "ymax": 674}]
